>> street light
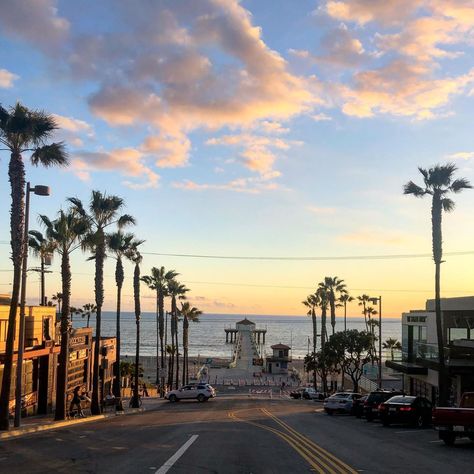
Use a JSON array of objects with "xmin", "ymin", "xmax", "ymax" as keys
[
  {"xmin": 14, "ymin": 182, "xmax": 50, "ymax": 427},
  {"xmin": 370, "ymin": 296, "xmax": 382, "ymax": 390}
]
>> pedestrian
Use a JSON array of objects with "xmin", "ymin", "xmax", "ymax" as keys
[
  {"xmin": 142, "ymin": 383, "xmax": 149, "ymax": 397},
  {"xmin": 70, "ymin": 386, "xmax": 84, "ymax": 417}
]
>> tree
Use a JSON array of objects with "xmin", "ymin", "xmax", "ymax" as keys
[
  {"xmin": 70, "ymin": 306, "xmax": 83, "ymax": 323},
  {"xmin": 179, "ymin": 302, "xmax": 202, "ymax": 385},
  {"xmin": 323, "ymin": 276, "xmax": 347, "ymax": 335},
  {"xmin": 357, "ymin": 294, "xmax": 371, "ymax": 332},
  {"xmin": 69, "ymin": 191, "xmax": 135, "ymax": 415},
  {"xmin": 339, "ymin": 293, "xmax": 354, "ymax": 332},
  {"xmin": 304, "ymin": 348, "xmax": 336, "ymax": 394},
  {"xmin": 52, "ymin": 292, "xmax": 63, "ymax": 317},
  {"xmin": 302, "ymin": 293, "xmax": 320, "ymax": 390},
  {"xmin": 326, "ymin": 330, "xmax": 373, "ymax": 393},
  {"xmin": 142, "ymin": 267, "xmax": 178, "ymax": 391},
  {"xmin": 28, "ymin": 230, "xmax": 56, "ymax": 305},
  {"xmin": 404, "ymin": 164, "xmax": 471, "ymax": 405},
  {"xmin": 0, "ymin": 103, "xmax": 68, "ymax": 430},
  {"xmin": 316, "ymin": 284, "xmax": 329, "ymax": 349},
  {"xmin": 167, "ymin": 279, "xmax": 189, "ymax": 388},
  {"xmin": 39, "ymin": 209, "xmax": 88, "ymax": 420},
  {"xmin": 81, "ymin": 303, "xmax": 97, "ymax": 328},
  {"xmin": 366, "ymin": 307, "xmax": 379, "ymax": 360},
  {"xmin": 383, "ymin": 338, "xmax": 402, "ymax": 361},
  {"xmin": 107, "ymin": 231, "xmax": 137, "ymax": 403},
  {"xmin": 130, "ymin": 243, "xmax": 144, "ymax": 409}
]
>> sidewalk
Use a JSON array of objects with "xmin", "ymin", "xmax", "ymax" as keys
[{"xmin": 0, "ymin": 397, "xmax": 165, "ymax": 441}]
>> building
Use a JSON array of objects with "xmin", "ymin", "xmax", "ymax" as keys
[
  {"xmin": 266, "ymin": 343, "xmax": 291, "ymax": 374},
  {"xmin": 386, "ymin": 296, "xmax": 474, "ymax": 404},
  {"xmin": 98, "ymin": 336, "xmax": 116, "ymax": 399},
  {"xmin": 67, "ymin": 327, "xmax": 93, "ymax": 405}
]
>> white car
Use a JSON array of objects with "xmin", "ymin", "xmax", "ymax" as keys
[
  {"xmin": 165, "ymin": 383, "xmax": 216, "ymax": 402},
  {"xmin": 324, "ymin": 392, "xmax": 361, "ymax": 415}
]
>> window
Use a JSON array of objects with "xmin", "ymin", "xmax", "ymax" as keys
[{"xmin": 449, "ymin": 328, "xmax": 468, "ymax": 342}]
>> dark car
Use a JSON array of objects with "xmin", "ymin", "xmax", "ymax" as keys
[
  {"xmin": 379, "ymin": 395, "xmax": 432, "ymax": 427},
  {"xmin": 364, "ymin": 390, "xmax": 404, "ymax": 421},
  {"xmin": 290, "ymin": 387, "xmax": 324, "ymax": 400},
  {"xmin": 352, "ymin": 395, "xmax": 368, "ymax": 418}
]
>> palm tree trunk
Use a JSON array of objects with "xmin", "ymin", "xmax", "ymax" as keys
[
  {"xmin": 330, "ymin": 296, "xmax": 336, "ymax": 335},
  {"xmin": 432, "ymin": 195, "xmax": 448, "ymax": 406},
  {"xmin": 40, "ymin": 257, "xmax": 45, "ymax": 306},
  {"xmin": 158, "ymin": 292, "xmax": 165, "ymax": 395},
  {"xmin": 55, "ymin": 251, "xmax": 71, "ymax": 420},
  {"xmin": 175, "ymin": 316, "xmax": 180, "ymax": 389},
  {"xmin": 0, "ymin": 152, "xmax": 25, "ymax": 431},
  {"xmin": 91, "ymin": 236, "xmax": 105, "ymax": 415},
  {"xmin": 113, "ymin": 257, "xmax": 123, "ymax": 403},
  {"xmin": 321, "ymin": 307, "xmax": 327, "ymax": 349},
  {"xmin": 344, "ymin": 302, "xmax": 347, "ymax": 332},
  {"xmin": 182, "ymin": 316, "xmax": 188, "ymax": 386},
  {"xmin": 311, "ymin": 309, "xmax": 317, "ymax": 390},
  {"xmin": 131, "ymin": 262, "xmax": 141, "ymax": 408}
]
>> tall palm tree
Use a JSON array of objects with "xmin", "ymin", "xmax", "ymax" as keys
[
  {"xmin": 142, "ymin": 267, "xmax": 178, "ymax": 390},
  {"xmin": 316, "ymin": 284, "xmax": 329, "ymax": 348},
  {"xmin": 383, "ymin": 338, "xmax": 402, "ymax": 361},
  {"xmin": 339, "ymin": 293, "xmax": 354, "ymax": 332},
  {"xmin": 357, "ymin": 294, "xmax": 371, "ymax": 332},
  {"xmin": 81, "ymin": 303, "xmax": 97, "ymax": 328},
  {"xmin": 130, "ymin": 243, "xmax": 144, "ymax": 409},
  {"xmin": 28, "ymin": 230, "xmax": 56, "ymax": 305},
  {"xmin": 323, "ymin": 276, "xmax": 347, "ymax": 335},
  {"xmin": 404, "ymin": 164, "xmax": 471, "ymax": 405},
  {"xmin": 38, "ymin": 209, "xmax": 88, "ymax": 420},
  {"xmin": 167, "ymin": 279, "xmax": 189, "ymax": 388},
  {"xmin": 302, "ymin": 293, "xmax": 320, "ymax": 390},
  {"xmin": 0, "ymin": 103, "xmax": 68, "ymax": 430},
  {"xmin": 107, "ymin": 231, "xmax": 137, "ymax": 402},
  {"xmin": 52, "ymin": 292, "xmax": 63, "ymax": 316},
  {"xmin": 179, "ymin": 302, "xmax": 202, "ymax": 385},
  {"xmin": 69, "ymin": 191, "xmax": 135, "ymax": 415}
]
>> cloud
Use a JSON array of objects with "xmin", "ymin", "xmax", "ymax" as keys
[
  {"xmin": 141, "ymin": 133, "xmax": 191, "ymax": 168},
  {"xmin": 71, "ymin": 148, "xmax": 159, "ymax": 189},
  {"xmin": 52, "ymin": 114, "xmax": 94, "ymax": 147},
  {"xmin": 338, "ymin": 228, "xmax": 416, "ymax": 246},
  {"xmin": 311, "ymin": 113, "xmax": 332, "ymax": 122},
  {"xmin": 307, "ymin": 206, "xmax": 337, "ymax": 215},
  {"xmin": 0, "ymin": 69, "xmax": 19, "ymax": 88},
  {"xmin": 318, "ymin": 25, "xmax": 367, "ymax": 66},
  {"xmin": 0, "ymin": 0, "xmax": 69, "ymax": 51},
  {"xmin": 447, "ymin": 151, "xmax": 474, "ymax": 160}
]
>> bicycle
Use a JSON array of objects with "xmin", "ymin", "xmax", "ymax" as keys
[{"xmin": 129, "ymin": 394, "xmax": 142, "ymax": 408}]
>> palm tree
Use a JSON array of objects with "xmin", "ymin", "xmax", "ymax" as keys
[
  {"xmin": 107, "ymin": 231, "xmax": 137, "ymax": 402},
  {"xmin": 302, "ymin": 293, "xmax": 320, "ymax": 390},
  {"xmin": 69, "ymin": 191, "xmax": 135, "ymax": 415},
  {"xmin": 28, "ymin": 230, "xmax": 56, "ymax": 305},
  {"xmin": 404, "ymin": 164, "xmax": 471, "ymax": 405},
  {"xmin": 179, "ymin": 302, "xmax": 202, "ymax": 385},
  {"xmin": 70, "ymin": 306, "xmax": 83, "ymax": 323},
  {"xmin": 38, "ymin": 209, "xmax": 88, "ymax": 420},
  {"xmin": 52, "ymin": 292, "xmax": 63, "ymax": 317},
  {"xmin": 167, "ymin": 279, "xmax": 189, "ymax": 388},
  {"xmin": 357, "ymin": 294, "xmax": 371, "ymax": 332},
  {"xmin": 0, "ymin": 103, "xmax": 68, "ymax": 430},
  {"xmin": 81, "ymin": 303, "xmax": 97, "ymax": 328},
  {"xmin": 130, "ymin": 243, "xmax": 144, "ymax": 409},
  {"xmin": 323, "ymin": 277, "xmax": 347, "ymax": 335},
  {"xmin": 316, "ymin": 283, "xmax": 329, "ymax": 348},
  {"xmin": 383, "ymin": 338, "xmax": 402, "ymax": 361},
  {"xmin": 142, "ymin": 267, "xmax": 178, "ymax": 390},
  {"xmin": 165, "ymin": 344, "xmax": 175, "ymax": 389},
  {"xmin": 339, "ymin": 293, "xmax": 354, "ymax": 332}
]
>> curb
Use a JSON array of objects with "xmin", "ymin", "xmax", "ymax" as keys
[{"xmin": 0, "ymin": 405, "xmax": 158, "ymax": 441}]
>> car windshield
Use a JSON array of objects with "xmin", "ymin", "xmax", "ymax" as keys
[
  {"xmin": 387, "ymin": 396, "xmax": 415, "ymax": 404},
  {"xmin": 332, "ymin": 393, "xmax": 351, "ymax": 399}
]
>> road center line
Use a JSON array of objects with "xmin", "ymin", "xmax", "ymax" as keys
[{"xmin": 155, "ymin": 435, "xmax": 199, "ymax": 474}]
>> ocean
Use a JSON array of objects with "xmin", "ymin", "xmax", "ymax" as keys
[{"xmin": 73, "ymin": 312, "xmax": 402, "ymax": 360}]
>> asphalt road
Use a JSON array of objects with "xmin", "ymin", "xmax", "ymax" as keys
[{"xmin": 0, "ymin": 396, "xmax": 473, "ymax": 473}]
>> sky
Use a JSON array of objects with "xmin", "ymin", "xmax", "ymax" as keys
[{"xmin": 1, "ymin": 0, "xmax": 474, "ymax": 318}]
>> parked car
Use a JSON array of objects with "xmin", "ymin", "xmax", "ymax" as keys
[
  {"xmin": 379, "ymin": 395, "xmax": 432, "ymax": 427},
  {"xmin": 324, "ymin": 392, "xmax": 362, "ymax": 415},
  {"xmin": 165, "ymin": 383, "xmax": 216, "ymax": 402},
  {"xmin": 352, "ymin": 395, "xmax": 368, "ymax": 418},
  {"xmin": 364, "ymin": 390, "xmax": 404, "ymax": 421},
  {"xmin": 433, "ymin": 392, "xmax": 474, "ymax": 445},
  {"xmin": 290, "ymin": 387, "xmax": 324, "ymax": 400}
]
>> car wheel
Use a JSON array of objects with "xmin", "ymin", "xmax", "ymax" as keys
[
  {"xmin": 197, "ymin": 394, "xmax": 205, "ymax": 402},
  {"xmin": 440, "ymin": 432, "xmax": 456, "ymax": 446},
  {"xmin": 169, "ymin": 394, "xmax": 177, "ymax": 403}
]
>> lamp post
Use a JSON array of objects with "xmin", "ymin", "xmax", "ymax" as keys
[
  {"xmin": 14, "ymin": 182, "xmax": 50, "ymax": 427},
  {"xmin": 370, "ymin": 296, "xmax": 382, "ymax": 389}
]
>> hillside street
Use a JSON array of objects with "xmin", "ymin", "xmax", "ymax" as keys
[{"xmin": 0, "ymin": 395, "xmax": 472, "ymax": 473}]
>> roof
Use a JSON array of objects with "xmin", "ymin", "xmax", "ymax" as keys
[
  {"xmin": 271, "ymin": 343, "xmax": 290, "ymax": 350},
  {"xmin": 236, "ymin": 318, "xmax": 255, "ymax": 325}
]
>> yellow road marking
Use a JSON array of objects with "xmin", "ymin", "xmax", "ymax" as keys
[{"xmin": 260, "ymin": 408, "xmax": 357, "ymax": 474}]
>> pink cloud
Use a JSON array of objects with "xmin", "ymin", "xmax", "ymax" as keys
[{"xmin": 0, "ymin": 69, "xmax": 19, "ymax": 88}]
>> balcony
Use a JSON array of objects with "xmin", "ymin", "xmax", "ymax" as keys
[{"xmin": 413, "ymin": 341, "xmax": 474, "ymax": 372}]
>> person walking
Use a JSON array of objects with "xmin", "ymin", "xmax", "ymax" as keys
[{"xmin": 70, "ymin": 386, "xmax": 84, "ymax": 417}]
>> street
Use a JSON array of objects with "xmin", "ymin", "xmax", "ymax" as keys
[{"xmin": 0, "ymin": 396, "xmax": 472, "ymax": 473}]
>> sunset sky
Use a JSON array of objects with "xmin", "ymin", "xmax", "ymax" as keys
[{"xmin": 1, "ymin": 0, "xmax": 474, "ymax": 317}]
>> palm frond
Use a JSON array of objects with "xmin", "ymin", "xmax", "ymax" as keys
[
  {"xmin": 31, "ymin": 142, "xmax": 68, "ymax": 167},
  {"xmin": 403, "ymin": 181, "xmax": 426, "ymax": 197},
  {"xmin": 117, "ymin": 214, "xmax": 136, "ymax": 228},
  {"xmin": 441, "ymin": 198, "xmax": 455, "ymax": 212},
  {"xmin": 430, "ymin": 163, "xmax": 457, "ymax": 188},
  {"xmin": 450, "ymin": 178, "xmax": 472, "ymax": 193}
]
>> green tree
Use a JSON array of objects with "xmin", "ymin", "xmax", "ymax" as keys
[
  {"xmin": 357, "ymin": 294, "xmax": 371, "ymax": 332},
  {"xmin": 69, "ymin": 191, "xmax": 135, "ymax": 415},
  {"xmin": 39, "ymin": 209, "xmax": 88, "ymax": 420},
  {"xmin": 28, "ymin": 230, "xmax": 56, "ymax": 305},
  {"xmin": 0, "ymin": 103, "xmax": 68, "ymax": 430},
  {"xmin": 142, "ymin": 267, "xmax": 178, "ymax": 390},
  {"xmin": 304, "ymin": 348, "xmax": 336, "ymax": 394},
  {"xmin": 383, "ymin": 338, "xmax": 402, "ymax": 361},
  {"xmin": 316, "ymin": 284, "xmax": 329, "ymax": 349},
  {"xmin": 51, "ymin": 292, "xmax": 63, "ymax": 317},
  {"xmin": 323, "ymin": 276, "xmax": 347, "ymax": 335},
  {"xmin": 339, "ymin": 293, "xmax": 354, "ymax": 332},
  {"xmin": 81, "ymin": 303, "xmax": 97, "ymax": 328},
  {"xmin": 167, "ymin": 279, "xmax": 189, "ymax": 388},
  {"xmin": 107, "ymin": 231, "xmax": 137, "ymax": 402},
  {"xmin": 179, "ymin": 302, "xmax": 202, "ymax": 385},
  {"xmin": 302, "ymin": 293, "xmax": 320, "ymax": 390},
  {"xmin": 404, "ymin": 164, "xmax": 471, "ymax": 405}
]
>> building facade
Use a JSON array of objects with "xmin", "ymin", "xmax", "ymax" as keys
[{"xmin": 266, "ymin": 343, "xmax": 291, "ymax": 374}]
